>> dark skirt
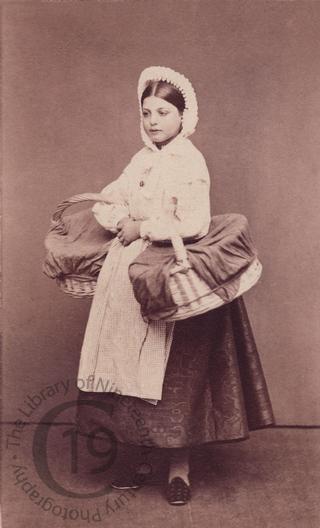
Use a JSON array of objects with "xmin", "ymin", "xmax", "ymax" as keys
[{"xmin": 76, "ymin": 297, "xmax": 274, "ymax": 448}]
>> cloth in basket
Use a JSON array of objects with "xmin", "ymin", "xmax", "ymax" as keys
[
  {"xmin": 43, "ymin": 193, "xmax": 115, "ymax": 296},
  {"xmin": 128, "ymin": 213, "xmax": 259, "ymax": 321}
]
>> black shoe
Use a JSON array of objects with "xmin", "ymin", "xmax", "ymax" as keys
[
  {"xmin": 166, "ymin": 477, "xmax": 191, "ymax": 506},
  {"xmin": 111, "ymin": 475, "xmax": 142, "ymax": 490},
  {"xmin": 111, "ymin": 467, "xmax": 151, "ymax": 490}
]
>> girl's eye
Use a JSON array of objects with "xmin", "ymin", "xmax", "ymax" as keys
[
  {"xmin": 159, "ymin": 111, "xmax": 169, "ymax": 116},
  {"xmin": 142, "ymin": 112, "xmax": 149, "ymax": 117}
]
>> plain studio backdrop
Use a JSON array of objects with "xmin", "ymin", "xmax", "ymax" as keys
[{"xmin": 2, "ymin": 0, "xmax": 320, "ymax": 424}]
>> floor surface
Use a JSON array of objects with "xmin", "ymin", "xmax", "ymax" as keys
[{"xmin": 2, "ymin": 427, "xmax": 319, "ymax": 527}]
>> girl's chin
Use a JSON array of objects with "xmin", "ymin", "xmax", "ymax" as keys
[
  {"xmin": 148, "ymin": 132, "xmax": 164, "ymax": 140},
  {"xmin": 150, "ymin": 134, "xmax": 180, "ymax": 147}
]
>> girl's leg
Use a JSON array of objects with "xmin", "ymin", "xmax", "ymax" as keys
[
  {"xmin": 168, "ymin": 447, "xmax": 190, "ymax": 484},
  {"xmin": 166, "ymin": 447, "xmax": 191, "ymax": 505}
]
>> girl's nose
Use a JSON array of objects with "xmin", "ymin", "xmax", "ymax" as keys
[{"xmin": 150, "ymin": 114, "xmax": 158, "ymax": 126}]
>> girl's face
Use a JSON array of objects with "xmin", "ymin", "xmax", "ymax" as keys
[{"xmin": 142, "ymin": 96, "xmax": 183, "ymax": 146}]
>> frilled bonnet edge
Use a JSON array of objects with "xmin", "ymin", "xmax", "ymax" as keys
[{"xmin": 137, "ymin": 66, "xmax": 199, "ymax": 151}]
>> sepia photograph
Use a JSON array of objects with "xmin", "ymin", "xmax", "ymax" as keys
[{"xmin": 2, "ymin": 0, "xmax": 320, "ymax": 526}]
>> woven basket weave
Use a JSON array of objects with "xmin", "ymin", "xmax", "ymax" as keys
[
  {"xmin": 57, "ymin": 275, "xmax": 97, "ymax": 298},
  {"xmin": 161, "ymin": 257, "xmax": 262, "ymax": 321}
]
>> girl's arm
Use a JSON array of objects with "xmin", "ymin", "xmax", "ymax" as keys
[{"xmin": 92, "ymin": 172, "xmax": 130, "ymax": 233}]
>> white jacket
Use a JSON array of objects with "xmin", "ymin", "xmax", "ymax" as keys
[{"xmin": 92, "ymin": 135, "xmax": 211, "ymax": 242}]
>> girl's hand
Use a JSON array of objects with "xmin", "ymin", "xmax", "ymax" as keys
[{"xmin": 117, "ymin": 218, "xmax": 141, "ymax": 246}]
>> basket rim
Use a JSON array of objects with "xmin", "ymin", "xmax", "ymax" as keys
[{"xmin": 56, "ymin": 275, "xmax": 98, "ymax": 283}]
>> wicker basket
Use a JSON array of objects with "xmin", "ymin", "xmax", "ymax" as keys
[
  {"xmin": 43, "ymin": 193, "xmax": 114, "ymax": 298},
  {"xmin": 146, "ymin": 232, "xmax": 262, "ymax": 321},
  {"xmin": 44, "ymin": 197, "xmax": 262, "ymax": 318},
  {"xmin": 56, "ymin": 275, "xmax": 98, "ymax": 298},
  {"xmin": 163, "ymin": 257, "xmax": 261, "ymax": 321}
]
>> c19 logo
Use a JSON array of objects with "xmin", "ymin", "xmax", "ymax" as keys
[{"xmin": 32, "ymin": 400, "xmax": 117, "ymax": 498}]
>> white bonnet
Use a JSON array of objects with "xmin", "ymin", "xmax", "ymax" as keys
[{"xmin": 137, "ymin": 66, "xmax": 199, "ymax": 149}]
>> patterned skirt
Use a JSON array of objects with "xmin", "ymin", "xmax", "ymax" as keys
[{"xmin": 76, "ymin": 297, "xmax": 274, "ymax": 448}]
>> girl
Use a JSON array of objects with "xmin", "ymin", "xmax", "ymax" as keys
[{"xmin": 76, "ymin": 66, "xmax": 274, "ymax": 506}]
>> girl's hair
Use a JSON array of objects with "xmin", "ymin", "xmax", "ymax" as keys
[{"xmin": 141, "ymin": 81, "xmax": 185, "ymax": 114}]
